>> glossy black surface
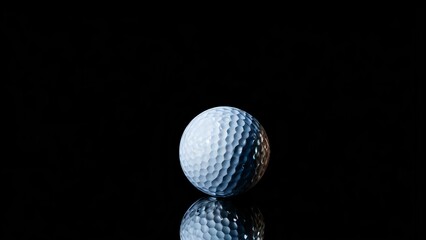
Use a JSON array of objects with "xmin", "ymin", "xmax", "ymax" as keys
[{"xmin": 4, "ymin": 10, "xmax": 423, "ymax": 239}]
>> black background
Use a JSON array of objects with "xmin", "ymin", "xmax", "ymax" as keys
[{"xmin": 3, "ymin": 10, "xmax": 424, "ymax": 239}]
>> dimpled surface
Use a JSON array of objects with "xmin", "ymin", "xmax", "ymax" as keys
[
  {"xmin": 180, "ymin": 197, "xmax": 265, "ymax": 240},
  {"xmin": 179, "ymin": 106, "xmax": 270, "ymax": 197}
]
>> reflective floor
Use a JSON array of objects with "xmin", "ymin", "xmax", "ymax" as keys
[{"xmin": 2, "ymin": 157, "xmax": 421, "ymax": 239}]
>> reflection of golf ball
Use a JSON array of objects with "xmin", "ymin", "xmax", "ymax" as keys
[
  {"xmin": 180, "ymin": 197, "xmax": 265, "ymax": 240},
  {"xmin": 179, "ymin": 106, "xmax": 270, "ymax": 197}
]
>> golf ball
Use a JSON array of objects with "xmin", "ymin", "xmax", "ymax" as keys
[
  {"xmin": 180, "ymin": 197, "xmax": 265, "ymax": 239},
  {"xmin": 179, "ymin": 106, "xmax": 270, "ymax": 197}
]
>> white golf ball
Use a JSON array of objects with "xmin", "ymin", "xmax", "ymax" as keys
[{"xmin": 179, "ymin": 106, "xmax": 270, "ymax": 197}]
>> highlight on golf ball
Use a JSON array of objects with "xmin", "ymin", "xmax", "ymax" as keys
[
  {"xmin": 180, "ymin": 197, "xmax": 265, "ymax": 240},
  {"xmin": 179, "ymin": 106, "xmax": 270, "ymax": 197}
]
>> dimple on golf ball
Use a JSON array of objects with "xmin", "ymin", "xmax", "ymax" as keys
[{"xmin": 179, "ymin": 106, "xmax": 270, "ymax": 197}]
